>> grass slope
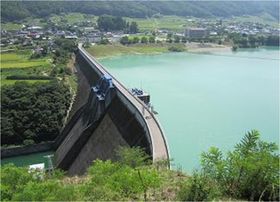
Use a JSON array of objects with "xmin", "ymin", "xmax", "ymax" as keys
[
  {"xmin": 86, "ymin": 43, "xmax": 186, "ymax": 58},
  {"xmin": 1, "ymin": 51, "xmax": 51, "ymax": 69}
]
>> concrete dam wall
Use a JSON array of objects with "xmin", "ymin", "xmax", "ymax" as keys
[{"xmin": 55, "ymin": 46, "xmax": 169, "ymax": 175}]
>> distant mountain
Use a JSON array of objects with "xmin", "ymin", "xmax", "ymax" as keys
[{"xmin": 1, "ymin": 1, "xmax": 279, "ymax": 22}]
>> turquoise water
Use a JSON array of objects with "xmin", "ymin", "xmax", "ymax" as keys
[
  {"xmin": 100, "ymin": 47, "xmax": 279, "ymax": 173},
  {"xmin": 1, "ymin": 151, "xmax": 54, "ymax": 167}
]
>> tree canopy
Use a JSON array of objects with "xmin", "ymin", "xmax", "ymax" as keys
[
  {"xmin": 97, "ymin": 15, "xmax": 126, "ymax": 32},
  {"xmin": 1, "ymin": 81, "xmax": 71, "ymax": 146}
]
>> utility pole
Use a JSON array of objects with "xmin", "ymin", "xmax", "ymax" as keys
[{"xmin": 44, "ymin": 154, "xmax": 54, "ymax": 175}]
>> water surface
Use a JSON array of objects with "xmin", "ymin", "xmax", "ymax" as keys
[
  {"xmin": 1, "ymin": 151, "xmax": 54, "ymax": 167},
  {"xmin": 100, "ymin": 47, "xmax": 279, "ymax": 172}
]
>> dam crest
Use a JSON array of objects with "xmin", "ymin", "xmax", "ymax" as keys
[{"xmin": 54, "ymin": 45, "xmax": 169, "ymax": 175}]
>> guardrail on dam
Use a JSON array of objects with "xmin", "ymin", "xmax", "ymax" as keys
[{"xmin": 54, "ymin": 45, "xmax": 169, "ymax": 175}]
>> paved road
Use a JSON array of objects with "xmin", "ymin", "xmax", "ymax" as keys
[{"xmin": 79, "ymin": 45, "xmax": 170, "ymax": 164}]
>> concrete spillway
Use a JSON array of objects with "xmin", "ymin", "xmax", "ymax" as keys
[{"xmin": 55, "ymin": 46, "xmax": 169, "ymax": 175}]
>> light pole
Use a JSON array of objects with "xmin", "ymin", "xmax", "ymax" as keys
[{"xmin": 44, "ymin": 154, "xmax": 54, "ymax": 174}]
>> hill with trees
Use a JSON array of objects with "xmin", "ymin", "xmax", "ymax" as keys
[
  {"xmin": 1, "ymin": 38, "xmax": 77, "ymax": 147},
  {"xmin": 1, "ymin": 1, "xmax": 279, "ymax": 22}
]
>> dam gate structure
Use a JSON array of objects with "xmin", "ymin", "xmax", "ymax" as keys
[{"xmin": 54, "ymin": 46, "xmax": 169, "ymax": 175}]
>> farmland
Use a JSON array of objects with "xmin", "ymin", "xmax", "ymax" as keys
[{"xmin": 0, "ymin": 50, "xmax": 52, "ymax": 86}]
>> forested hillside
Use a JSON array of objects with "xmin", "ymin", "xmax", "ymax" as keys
[{"xmin": 1, "ymin": 1, "xmax": 279, "ymax": 22}]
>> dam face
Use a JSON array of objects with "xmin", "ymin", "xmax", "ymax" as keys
[{"xmin": 54, "ymin": 47, "xmax": 168, "ymax": 175}]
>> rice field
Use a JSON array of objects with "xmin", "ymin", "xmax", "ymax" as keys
[
  {"xmin": 125, "ymin": 15, "xmax": 193, "ymax": 32},
  {"xmin": 1, "ymin": 22, "xmax": 22, "ymax": 31},
  {"xmin": 0, "ymin": 50, "xmax": 52, "ymax": 86},
  {"xmin": 0, "ymin": 51, "xmax": 51, "ymax": 69},
  {"xmin": 49, "ymin": 13, "xmax": 97, "ymax": 25}
]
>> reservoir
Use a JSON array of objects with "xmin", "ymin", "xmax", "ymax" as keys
[
  {"xmin": 100, "ymin": 47, "xmax": 279, "ymax": 172},
  {"xmin": 1, "ymin": 151, "xmax": 54, "ymax": 167}
]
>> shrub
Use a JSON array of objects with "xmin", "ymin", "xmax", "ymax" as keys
[
  {"xmin": 116, "ymin": 146, "xmax": 151, "ymax": 168},
  {"xmin": 12, "ymin": 180, "xmax": 77, "ymax": 201},
  {"xmin": 6, "ymin": 75, "xmax": 53, "ymax": 80},
  {"xmin": 23, "ymin": 139, "xmax": 35, "ymax": 145},
  {"xmin": 200, "ymin": 130, "xmax": 279, "ymax": 201},
  {"xmin": 141, "ymin": 36, "xmax": 148, "ymax": 44},
  {"xmin": 149, "ymin": 36, "xmax": 155, "ymax": 43},
  {"xmin": 168, "ymin": 46, "xmax": 184, "ymax": 52},
  {"xmin": 177, "ymin": 171, "xmax": 222, "ymax": 201},
  {"xmin": 1, "ymin": 164, "xmax": 34, "ymax": 200},
  {"xmin": 99, "ymin": 38, "xmax": 110, "ymax": 45},
  {"xmin": 85, "ymin": 148, "xmax": 161, "ymax": 200},
  {"xmin": 132, "ymin": 36, "xmax": 140, "ymax": 44},
  {"xmin": 120, "ymin": 36, "xmax": 129, "ymax": 45}
]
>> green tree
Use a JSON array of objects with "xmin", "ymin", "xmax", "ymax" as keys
[
  {"xmin": 265, "ymin": 35, "xmax": 280, "ymax": 46},
  {"xmin": 132, "ymin": 36, "xmax": 140, "ymax": 44},
  {"xmin": 166, "ymin": 33, "xmax": 173, "ymax": 43},
  {"xmin": 116, "ymin": 146, "xmax": 151, "ymax": 168},
  {"xmin": 200, "ymin": 130, "xmax": 279, "ymax": 201},
  {"xmin": 177, "ymin": 131, "xmax": 279, "ymax": 201},
  {"xmin": 120, "ymin": 36, "xmax": 129, "ymax": 45},
  {"xmin": 149, "ymin": 36, "xmax": 155, "ymax": 43},
  {"xmin": 174, "ymin": 35, "xmax": 180, "ymax": 43},
  {"xmin": 141, "ymin": 36, "xmax": 148, "ymax": 44},
  {"xmin": 181, "ymin": 36, "xmax": 187, "ymax": 43},
  {"xmin": 248, "ymin": 35, "xmax": 258, "ymax": 47},
  {"xmin": 129, "ymin": 21, "xmax": 139, "ymax": 34},
  {"xmin": 99, "ymin": 38, "xmax": 110, "ymax": 45},
  {"xmin": 97, "ymin": 15, "xmax": 126, "ymax": 31}
]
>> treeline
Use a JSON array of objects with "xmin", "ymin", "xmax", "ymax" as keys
[
  {"xmin": 120, "ymin": 36, "xmax": 155, "ymax": 45},
  {"xmin": 1, "ymin": 81, "xmax": 71, "ymax": 146},
  {"xmin": 6, "ymin": 75, "xmax": 53, "ymax": 80},
  {"xmin": 1, "ymin": 132, "xmax": 279, "ymax": 201},
  {"xmin": 1, "ymin": 1, "xmax": 279, "ymax": 22},
  {"xmin": 229, "ymin": 33, "xmax": 280, "ymax": 48}
]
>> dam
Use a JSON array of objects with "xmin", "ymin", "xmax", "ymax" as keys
[{"xmin": 54, "ymin": 45, "xmax": 169, "ymax": 175}]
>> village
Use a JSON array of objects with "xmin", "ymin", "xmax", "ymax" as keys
[{"xmin": 1, "ymin": 15, "xmax": 279, "ymax": 53}]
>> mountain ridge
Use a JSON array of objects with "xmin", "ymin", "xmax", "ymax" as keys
[{"xmin": 1, "ymin": 1, "xmax": 279, "ymax": 22}]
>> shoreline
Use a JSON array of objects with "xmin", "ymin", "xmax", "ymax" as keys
[
  {"xmin": 87, "ymin": 43, "xmax": 279, "ymax": 60},
  {"xmin": 87, "ymin": 43, "xmax": 232, "ymax": 60},
  {"xmin": 95, "ymin": 51, "xmax": 169, "ymax": 60},
  {"xmin": 187, "ymin": 46, "xmax": 232, "ymax": 54}
]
